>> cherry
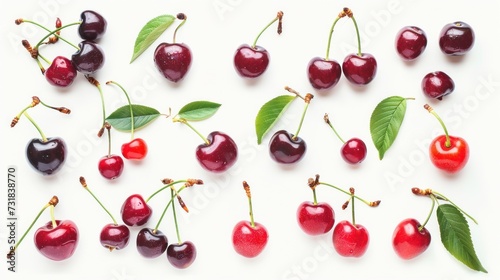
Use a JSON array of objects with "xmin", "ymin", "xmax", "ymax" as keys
[
  {"xmin": 196, "ymin": 131, "xmax": 238, "ymax": 172},
  {"xmin": 121, "ymin": 138, "xmax": 148, "ymax": 160},
  {"xmin": 98, "ymin": 155, "xmax": 124, "ymax": 180},
  {"xmin": 136, "ymin": 228, "xmax": 168, "ymax": 258},
  {"xmin": 296, "ymin": 201, "xmax": 335, "ymax": 236},
  {"xmin": 167, "ymin": 241, "xmax": 197, "ymax": 269},
  {"xmin": 269, "ymin": 130, "xmax": 307, "ymax": 164},
  {"xmin": 44, "ymin": 56, "xmax": 77, "ymax": 87},
  {"xmin": 421, "ymin": 71, "xmax": 454, "ymax": 100},
  {"xmin": 332, "ymin": 220, "xmax": 369, "ymax": 258},
  {"xmin": 233, "ymin": 11, "xmax": 283, "ymax": 78},
  {"xmin": 395, "ymin": 26, "xmax": 427, "ymax": 61},
  {"xmin": 120, "ymin": 194, "xmax": 152, "ymax": 227},
  {"xmin": 324, "ymin": 113, "xmax": 367, "ymax": 164},
  {"xmin": 341, "ymin": 8, "xmax": 377, "ymax": 86},
  {"xmin": 78, "ymin": 10, "xmax": 107, "ymax": 41},
  {"xmin": 26, "ymin": 137, "xmax": 67, "ymax": 175},
  {"xmin": 439, "ymin": 21, "xmax": 475, "ymax": 56},
  {"xmin": 71, "ymin": 40, "xmax": 105, "ymax": 74},
  {"xmin": 392, "ymin": 218, "xmax": 431, "ymax": 260},
  {"xmin": 232, "ymin": 181, "xmax": 269, "ymax": 258},
  {"xmin": 424, "ymin": 104, "xmax": 469, "ymax": 173}
]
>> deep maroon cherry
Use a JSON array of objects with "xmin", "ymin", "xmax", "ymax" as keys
[
  {"xmin": 421, "ymin": 71, "xmax": 454, "ymax": 100},
  {"xmin": 196, "ymin": 131, "xmax": 238, "ymax": 173},
  {"xmin": 78, "ymin": 10, "xmax": 107, "ymax": 41},
  {"xmin": 166, "ymin": 241, "xmax": 197, "ymax": 269},
  {"xmin": 269, "ymin": 130, "xmax": 306, "ymax": 164},
  {"xmin": 342, "ymin": 53, "xmax": 377, "ymax": 85},
  {"xmin": 98, "ymin": 154, "xmax": 124, "ymax": 180},
  {"xmin": 34, "ymin": 220, "xmax": 79, "ymax": 261},
  {"xmin": 296, "ymin": 201, "xmax": 335, "ymax": 235},
  {"xmin": 341, "ymin": 138, "xmax": 367, "ymax": 164},
  {"xmin": 120, "ymin": 194, "xmax": 152, "ymax": 227},
  {"xmin": 154, "ymin": 43, "xmax": 192, "ymax": 83},
  {"xmin": 307, "ymin": 58, "xmax": 342, "ymax": 89},
  {"xmin": 100, "ymin": 223, "xmax": 130, "ymax": 251},
  {"xmin": 234, "ymin": 45, "xmax": 270, "ymax": 78},
  {"xmin": 45, "ymin": 56, "xmax": 77, "ymax": 87},
  {"xmin": 136, "ymin": 228, "xmax": 168, "ymax": 258},
  {"xmin": 439, "ymin": 21, "xmax": 475, "ymax": 56},
  {"xmin": 71, "ymin": 40, "xmax": 105, "ymax": 74},
  {"xmin": 26, "ymin": 137, "xmax": 66, "ymax": 175},
  {"xmin": 395, "ymin": 26, "xmax": 427, "ymax": 61}
]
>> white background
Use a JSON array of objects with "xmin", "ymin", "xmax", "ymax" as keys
[{"xmin": 1, "ymin": 0, "xmax": 499, "ymax": 279}]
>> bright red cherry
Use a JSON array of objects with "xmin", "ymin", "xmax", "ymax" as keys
[
  {"xmin": 421, "ymin": 71, "xmax": 455, "ymax": 100},
  {"xmin": 166, "ymin": 241, "xmax": 197, "ymax": 269},
  {"xmin": 332, "ymin": 221, "xmax": 369, "ymax": 258},
  {"xmin": 307, "ymin": 58, "xmax": 342, "ymax": 89},
  {"xmin": 341, "ymin": 138, "xmax": 367, "ymax": 164},
  {"xmin": 392, "ymin": 218, "xmax": 431, "ymax": 260},
  {"xmin": 232, "ymin": 220, "xmax": 268, "ymax": 258},
  {"xmin": 121, "ymin": 138, "xmax": 148, "ymax": 160},
  {"xmin": 342, "ymin": 53, "xmax": 377, "ymax": 85},
  {"xmin": 196, "ymin": 131, "xmax": 238, "ymax": 173},
  {"xmin": 45, "ymin": 56, "xmax": 77, "ymax": 87},
  {"xmin": 269, "ymin": 130, "xmax": 307, "ymax": 164},
  {"xmin": 136, "ymin": 228, "xmax": 168, "ymax": 258},
  {"xmin": 100, "ymin": 223, "xmax": 130, "ymax": 251},
  {"xmin": 120, "ymin": 194, "xmax": 152, "ymax": 227},
  {"xmin": 234, "ymin": 45, "xmax": 270, "ymax": 78},
  {"xmin": 296, "ymin": 201, "xmax": 335, "ymax": 235},
  {"xmin": 98, "ymin": 154, "xmax": 124, "ymax": 180},
  {"xmin": 439, "ymin": 21, "xmax": 475, "ymax": 56},
  {"xmin": 395, "ymin": 26, "xmax": 427, "ymax": 61},
  {"xmin": 154, "ymin": 43, "xmax": 192, "ymax": 83},
  {"xmin": 429, "ymin": 135, "xmax": 469, "ymax": 173},
  {"xmin": 34, "ymin": 220, "xmax": 79, "ymax": 261}
]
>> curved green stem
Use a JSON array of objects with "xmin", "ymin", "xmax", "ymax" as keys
[
  {"xmin": 173, "ymin": 16, "xmax": 186, "ymax": 44},
  {"xmin": 92, "ymin": 81, "xmax": 107, "ymax": 129},
  {"xmin": 325, "ymin": 17, "xmax": 342, "ymax": 60},
  {"xmin": 324, "ymin": 114, "xmax": 345, "ymax": 143},
  {"xmin": 85, "ymin": 187, "xmax": 117, "ymax": 225},
  {"xmin": 252, "ymin": 14, "xmax": 280, "ymax": 48},
  {"xmin": 175, "ymin": 119, "xmax": 209, "ymax": 145},
  {"xmin": 318, "ymin": 182, "xmax": 373, "ymax": 206},
  {"xmin": 23, "ymin": 111, "xmax": 47, "ymax": 142},
  {"xmin": 146, "ymin": 180, "xmax": 187, "ymax": 203},
  {"xmin": 38, "ymin": 53, "xmax": 51, "ymax": 65},
  {"xmin": 293, "ymin": 103, "xmax": 310, "ymax": 140},
  {"xmin": 171, "ymin": 189, "xmax": 182, "ymax": 244},
  {"xmin": 107, "ymin": 81, "xmax": 135, "ymax": 139},
  {"xmin": 9, "ymin": 203, "xmax": 51, "ymax": 255},
  {"xmin": 21, "ymin": 20, "xmax": 79, "ymax": 50},
  {"xmin": 428, "ymin": 109, "xmax": 451, "ymax": 148},
  {"xmin": 431, "ymin": 190, "xmax": 477, "ymax": 224},
  {"xmin": 349, "ymin": 16, "xmax": 362, "ymax": 56},
  {"xmin": 153, "ymin": 185, "xmax": 186, "ymax": 232},
  {"xmin": 34, "ymin": 22, "xmax": 81, "ymax": 50},
  {"xmin": 419, "ymin": 195, "xmax": 436, "ymax": 231}
]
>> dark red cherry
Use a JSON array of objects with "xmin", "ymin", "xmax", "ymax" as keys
[
  {"xmin": 196, "ymin": 131, "xmax": 238, "ymax": 173},
  {"xmin": 269, "ymin": 130, "xmax": 306, "ymax": 164},
  {"xmin": 233, "ymin": 44, "xmax": 270, "ymax": 78},
  {"xmin": 342, "ymin": 53, "xmax": 377, "ymax": 86},
  {"xmin": 136, "ymin": 228, "xmax": 168, "ymax": 258},
  {"xmin": 421, "ymin": 71, "xmax": 454, "ymax": 100},
  {"xmin": 341, "ymin": 138, "xmax": 367, "ymax": 164},
  {"xmin": 45, "ymin": 56, "xmax": 77, "ymax": 87},
  {"xmin": 307, "ymin": 57, "xmax": 342, "ymax": 89},
  {"xmin": 97, "ymin": 154, "xmax": 124, "ymax": 180},
  {"xmin": 153, "ymin": 43, "xmax": 192, "ymax": 83},
  {"xmin": 100, "ymin": 223, "xmax": 130, "ymax": 251},
  {"xmin": 439, "ymin": 21, "xmax": 475, "ymax": 56},
  {"xmin": 395, "ymin": 26, "xmax": 427, "ymax": 61},
  {"xmin": 78, "ymin": 10, "xmax": 107, "ymax": 41},
  {"xmin": 26, "ymin": 137, "xmax": 66, "ymax": 175},
  {"xmin": 34, "ymin": 220, "xmax": 79, "ymax": 261},
  {"xmin": 120, "ymin": 194, "xmax": 152, "ymax": 227},
  {"xmin": 71, "ymin": 41, "xmax": 105, "ymax": 75},
  {"xmin": 166, "ymin": 241, "xmax": 197, "ymax": 269}
]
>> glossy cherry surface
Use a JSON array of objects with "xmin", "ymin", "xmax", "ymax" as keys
[
  {"xmin": 421, "ymin": 71, "xmax": 454, "ymax": 100},
  {"xmin": 26, "ymin": 137, "xmax": 66, "ymax": 175},
  {"xmin": 332, "ymin": 221, "xmax": 369, "ymax": 258},
  {"xmin": 136, "ymin": 228, "xmax": 168, "ymax": 258},
  {"xmin": 296, "ymin": 201, "xmax": 335, "ymax": 235},
  {"xmin": 269, "ymin": 130, "xmax": 306, "ymax": 164},
  {"xmin": 154, "ymin": 43, "xmax": 192, "ymax": 83},
  {"xmin": 34, "ymin": 220, "xmax": 79, "ymax": 261},
  {"xmin": 341, "ymin": 138, "xmax": 367, "ymax": 164},
  {"xmin": 166, "ymin": 241, "xmax": 197, "ymax": 269},
  {"xmin": 71, "ymin": 40, "xmax": 105, "ymax": 74},
  {"xmin": 98, "ymin": 154, "xmax": 124, "ymax": 180},
  {"xmin": 78, "ymin": 10, "xmax": 107, "ymax": 41},
  {"xmin": 307, "ymin": 57, "xmax": 342, "ymax": 89},
  {"xmin": 342, "ymin": 53, "xmax": 377, "ymax": 85},
  {"xmin": 45, "ymin": 56, "xmax": 77, "ymax": 87},
  {"xmin": 121, "ymin": 138, "xmax": 148, "ymax": 160},
  {"xmin": 120, "ymin": 194, "xmax": 152, "ymax": 226},
  {"xmin": 429, "ymin": 135, "xmax": 469, "ymax": 173},
  {"xmin": 196, "ymin": 131, "xmax": 238, "ymax": 173},
  {"xmin": 395, "ymin": 26, "xmax": 427, "ymax": 61},
  {"xmin": 392, "ymin": 218, "xmax": 431, "ymax": 260},
  {"xmin": 233, "ymin": 44, "xmax": 270, "ymax": 78},
  {"xmin": 232, "ymin": 220, "xmax": 268, "ymax": 258},
  {"xmin": 439, "ymin": 21, "xmax": 475, "ymax": 56},
  {"xmin": 100, "ymin": 223, "xmax": 130, "ymax": 251}
]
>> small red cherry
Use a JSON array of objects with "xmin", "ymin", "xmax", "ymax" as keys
[
  {"xmin": 121, "ymin": 138, "xmax": 148, "ymax": 160},
  {"xmin": 45, "ymin": 56, "xmax": 77, "ymax": 87},
  {"xmin": 392, "ymin": 218, "xmax": 431, "ymax": 260},
  {"xmin": 98, "ymin": 154, "xmax": 124, "ymax": 180}
]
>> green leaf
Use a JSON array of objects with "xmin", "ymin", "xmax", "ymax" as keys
[
  {"xmin": 130, "ymin": 14, "xmax": 176, "ymax": 63},
  {"xmin": 177, "ymin": 101, "xmax": 221, "ymax": 121},
  {"xmin": 255, "ymin": 95, "xmax": 296, "ymax": 144},
  {"xmin": 106, "ymin": 104, "xmax": 160, "ymax": 131},
  {"xmin": 437, "ymin": 204, "xmax": 487, "ymax": 273},
  {"xmin": 369, "ymin": 96, "xmax": 410, "ymax": 160}
]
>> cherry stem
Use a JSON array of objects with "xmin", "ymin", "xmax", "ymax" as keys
[
  {"xmin": 318, "ymin": 182, "xmax": 376, "ymax": 207},
  {"xmin": 243, "ymin": 181, "xmax": 255, "ymax": 228},
  {"xmin": 419, "ymin": 194, "xmax": 436, "ymax": 231},
  {"xmin": 312, "ymin": 188, "xmax": 318, "ymax": 205},
  {"xmin": 430, "ymin": 190, "xmax": 478, "ymax": 224},
  {"xmin": 146, "ymin": 180, "xmax": 188, "ymax": 203},
  {"xmin": 324, "ymin": 113, "xmax": 345, "ymax": 143},
  {"xmin": 350, "ymin": 191, "xmax": 356, "ymax": 226},
  {"xmin": 174, "ymin": 118, "xmax": 209, "ymax": 145},
  {"xmin": 252, "ymin": 11, "xmax": 284, "ymax": 48},
  {"xmin": 38, "ymin": 53, "xmax": 51, "ymax": 65},
  {"xmin": 79, "ymin": 176, "xmax": 118, "ymax": 225},
  {"xmin": 87, "ymin": 76, "xmax": 107, "ymax": 131},
  {"xmin": 424, "ymin": 104, "xmax": 451, "ymax": 148},
  {"xmin": 325, "ymin": 16, "xmax": 342, "ymax": 60},
  {"xmin": 49, "ymin": 204, "xmax": 57, "ymax": 228},
  {"xmin": 173, "ymin": 13, "xmax": 187, "ymax": 44},
  {"xmin": 345, "ymin": 8, "xmax": 362, "ymax": 56},
  {"xmin": 171, "ymin": 189, "xmax": 182, "ymax": 244},
  {"xmin": 153, "ymin": 184, "xmax": 187, "ymax": 233},
  {"xmin": 34, "ymin": 22, "xmax": 81, "ymax": 50},
  {"xmin": 107, "ymin": 81, "xmax": 135, "ymax": 140},
  {"xmin": 19, "ymin": 19, "xmax": 79, "ymax": 50},
  {"xmin": 284, "ymin": 87, "xmax": 313, "ymax": 141},
  {"xmin": 23, "ymin": 111, "xmax": 47, "ymax": 142},
  {"xmin": 293, "ymin": 102, "xmax": 310, "ymax": 140},
  {"xmin": 104, "ymin": 123, "xmax": 112, "ymax": 156}
]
